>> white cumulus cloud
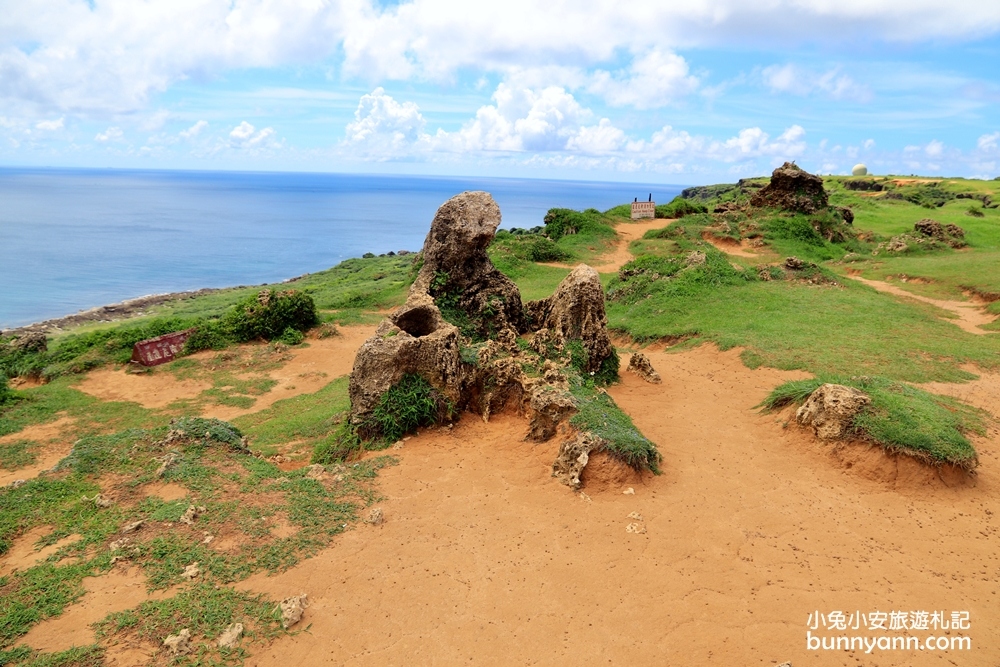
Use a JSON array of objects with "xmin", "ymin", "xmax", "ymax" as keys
[
  {"xmin": 179, "ymin": 120, "xmax": 208, "ymax": 139},
  {"xmin": 95, "ymin": 126, "xmax": 124, "ymax": 142},
  {"xmin": 978, "ymin": 132, "xmax": 1000, "ymax": 152},
  {"xmin": 228, "ymin": 121, "xmax": 276, "ymax": 149},
  {"xmin": 762, "ymin": 64, "xmax": 871, "ymax": 102},
  {"xmin": 588, "ymin": 49, "xmax": 699, "ymax": 108},
  {"xmin": 34, "ymin": 117, "xmax": 64, "ymax": 131}
]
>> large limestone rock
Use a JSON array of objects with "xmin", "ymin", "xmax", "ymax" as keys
[
  {"xmin": 750, "ymin": 162, "xmax": 829, "ymax": 214},
  {"xmin": 412, "ymin": 191, "xmax": 525, "ymax": 336},
  {"xmin": 525, "ymin": 265, "xmax": 617, "ymax": 376},
  {"xmin": 796, "ymin": 384, "xmax": 871, "ymax": 440},
  {"xmin": 348, "ymin": 296, "xmax": 463, "ymax": 435}
]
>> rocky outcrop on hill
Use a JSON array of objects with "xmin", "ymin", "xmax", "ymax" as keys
[
  {"xmin": 913, "ymin": 219, "xmax": 967, "ymax": 248},
  {"xmin": 347, "ymin": 191, "xmax": 652, "ymax": 490},
  {"xmin": 348, "ymin": 296, "xmax": 463, "ymax": 436},
  {"xmin": 796, "ymin": 384, "xmax": 871, "ymax": 440},
  {"xmin": 525, "ymin": 265, "xmax": 617, "ymax": 377},
  {"xmin": 411, "ymin": 191, "xmax": 525, "ymax": 337},
  {"xmin": 750, "ymin": 162, "xmax": 829, "ymax": 214}
]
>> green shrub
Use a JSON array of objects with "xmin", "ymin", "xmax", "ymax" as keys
[
  {"xmin": 358, "ymin": 374, "xmax": 454, "ymax": 442},
  {"xmin": 542, "ymin": 208, "xmax": 615, "ymax": 241},
  {"xmin": 182, "ymin": 320, "xmax": 231, "ymax": 353},
  {"xmin": 278, "ymin": 326, "xmax": 305, "ymax": 345},
  {"xmin": 0, "ymin": 376, "xmax": 15, "ymax": 406},
  {"xmin": 527, "ymin": 237, "xmax": 571, "ymax": 262},
  {"xmin": 222, "ymin": 289, "xmax": 318, "ymax": 343},
  {"xmin": 312, "ymin": 422, "xmax": 362, "ymax": 464},
  {"xmin": 655, "ymin": 197, "xmax": 708, "ymax": 219}
]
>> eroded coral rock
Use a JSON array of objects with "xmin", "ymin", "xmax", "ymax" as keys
[
  {"xmin": 796, "ymin": 384, "xmax": 871, "ymax": 440},
  {"xmin": 914, "ymin": 219, "xmax": 966, "ymax": 247},
  {"xmin": 552, "ymin": 432, "xmax": 606, "ymax": 489},
  {"xmin": 163, "ymin": 629, "xmax": 192, "ymax": 655},
  {"xmin": 348, "ymin": 297, "xmax": 462, "ymax": 435},
  {"xmin": 525, "ymin": 386, "xmax": 576, "ymax": 442},
  {"xmin": 750, "ymin": 162, "xmax": 829, "ymax": 214},
  {"xmin": 626, "ymin": 353, "xmax": 661, "ymax": 384},
  {"xmin": 280, "ymin": 594, "xmax": 309, "ymax": 629},
  {"xmin": 217, "ymin": 623, "xmax": 244, "ymax": 649},
  {"xmin": 525, "ymin": 265, "xmax": 617, "ymax": 377},
  {"xmin": 411, "ymin": 191, "xmax": 525, "ymax": 336}
]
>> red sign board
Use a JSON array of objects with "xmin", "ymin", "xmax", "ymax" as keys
[{"xmin": 131, "ymin": 329, "xmax": 195, "ymax": 367}]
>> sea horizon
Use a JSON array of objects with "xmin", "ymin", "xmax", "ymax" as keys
[{"xmin": 0, "ymin": 167, "xmax": 687, "ymax": 330}]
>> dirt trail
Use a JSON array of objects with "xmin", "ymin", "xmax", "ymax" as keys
[
  {"xmin": 701, "ymin": 230, "xmax": 759, "ymax": 257},
  {"xmin": 238, "ymin": 344, "xmax": 999, "ymax": 667},
  {"xmin": 0, "ymin": 416, "xmax": 77, "ymax": 487},
  {"xmin": 850, "ymin": 274, "xmax": 997, "ymax": 335},
  {"xmin": 542, "ymin": 218, "xmax": 671, "ymax": 273},
  {"xmin": 75, "ymin": 324, "xmax": 377, "ymax": 419},
  {"xmin": 921, "ymin": 366, "xmax": 1000, "ymax": 418}
]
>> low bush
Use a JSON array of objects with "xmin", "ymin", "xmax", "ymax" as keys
[
  {"xmin": 357, "ymin": 373, "xmax": 454, "ymax": 443},
  {"xmin": 222, "ymin": 289, "xmax": 318, "ymax": 343},
  {"xmin": 655, "ymin": 197, "xmax": 708, "ymax": 219},
  {"xmin": 0, "ymin": 376, "xmax": 15, "ymax": 406}
]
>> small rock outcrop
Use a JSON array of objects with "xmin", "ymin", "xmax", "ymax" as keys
[
  {"xmin": 217, "ymin": 623, "xmax": 244, "ymax": 649},
  {"xmin": 525, "ymin": 265, "xmax": 617, "ymax": 377},
  {"xmin": 913, "ymin": 219, "xmax": 966, "ymax": 247},
  {"xmin": 750, "ymin": 162, "xmax": 829, "ymax": 214},
  {"xmin": 280, "ymin": 594, "xmax": 309, "ymax": 629},
  {"xmin": 552, "ymin": 432, "xmax": 605, "ymax": 489},
  {"xmin": 796, "ymin": 384, "xmax": 871, "ymax": 440},
  {"xmin": 626, "ymin": 353, "xmax": 661, "ymax": 384},
  {"xmin": 163, "ymin": 629, "xmax": 192, "ymax": 656},
  {"xmin": 525, "ymin": 386, "xmax": 577, "ymax": 442},
  {"xmin": 411, "ymin": 191, "xmax": 525, "ymax": 336},
  {"xmin": 7, "ymin": 331, "xmax": 47, "ymax": 353}
]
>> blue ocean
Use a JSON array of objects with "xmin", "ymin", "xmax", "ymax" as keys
[{"xmin": 0, "ymin": 168, "xmax": 684, "ymax": 329}]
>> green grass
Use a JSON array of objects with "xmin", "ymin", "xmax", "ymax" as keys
[
  {"xmin": 567, "ymin": 374, "xmax": 661, "ymax": 473},
  {"xmin": 96, "ymin": 584, "xmax": 284, "ymax": 666},
  {"xmin": 233, "ymin": 377, "xmax": 351, "ymax": 456},
  {"xmin": 760, "ymin": 376, "xmax": 984, "ymax": 468},
  {"xmin": 0, "ymin": 440, "xmax": 37, "ymax": 469}
]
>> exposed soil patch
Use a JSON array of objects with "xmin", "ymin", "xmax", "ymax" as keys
[
  {"xmin": 0, "ymin": 527, "xmax": 82, "ymax": 576},
  {"xmin": 541, "ymin": 218, "xmax": 671, "ymax": 273},
  {"xmin": 700, "ymin": 230, "xmax": 757, "ymax": 257},
  {"xmin": 74, "ymin": 324, "xmax": 377, "ymax": 419},
  {"xmin": 233, "ymin": 344, "xmax": 1000, "ymax": 666},
  {"xmin": 921, "ymin": 366, "xmax": 1000, "ymax": 418},
  {"xmin": 17, "ymin": 566, "xmax": 172, "ymax": 653},
  {"xmin": 849, "ymin": 275, "xmax": 997, "ymax": 334},
  {"xmin": 0, "ymin": 416, "xmax": 77, "ymax": 487},
  {"xmin": 142, "ymin": 481, "xmax": 188, "ymax": 501},
  {"xmin": 76, "ymin": 371, "xmax": 212, "ymax": 410}
]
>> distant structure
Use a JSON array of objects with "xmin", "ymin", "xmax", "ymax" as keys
[
  {"xmin": 631, "ymin": 193, "xmax": 655, "ymax": 220},
  {"xmin": 852, "ymin": 164, "xmax": 868, "ymax": 176}
]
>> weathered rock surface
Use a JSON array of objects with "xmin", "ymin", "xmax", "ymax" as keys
[
  {"xmin": 7, "ymin": 331, "xmax": 47, "ymax": 353},
  {"xmin": 164, "ymin": 629, "xmax": 192, "ymax": 655},
  {"xmin": 525, "ymin": 386, "xmax": 577, "ymax": 442},
  {"xmin": 280, "ymin": 594, "xmax": 309, "ymax": 629},
  {"xmin": 348, "ymin": 296, "xmax": 463, "ymax": 435},
  {"xmin": 525, "ymin": 265, "xmax": 617, "ymax": 376},
  {"xmin": 750, "ymin": 162, "xmax": 829, "ymax": 214},
  {"xmin": 217, "ymin": 623, "xmax": 244, "ymax": 649},
  {"xmin": 796, "ymin": 384, "xmax": 871, "ymax": 440},
  {"xmin": 412, "ymin": 191, "xmax": 525, "ymax": 336},
  {"xmin": 552, "ymin": 432, "xmax": 606, "ymax": 489},
  {"xmin": 626, "ymin": 353, "xmax": 661, "ymax": 384},
  {"xmin": 914, "ymin": 219, "xmax": 966, "ymax": 247}
]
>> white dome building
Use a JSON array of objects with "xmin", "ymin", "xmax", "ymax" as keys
[{"xmin": 852, "ymin": 164, "xmax": 868, "ymax": 176}]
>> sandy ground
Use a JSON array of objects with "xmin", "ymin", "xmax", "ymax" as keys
[
  {"xmin": 701, "ymin": 231, "xmax": 759, "ymax": 257},
  {"xmin": 542, "ymin": 218, "xmax": 671, "ymax": 273},
  {"xmin": 75, "ymin": 325, "xmax": 378, "ymax": 419},
  {"xmin": 849, "ymin": 275, "xmax": 997, "ymax": 335},
  {"xmin": 233, "ymin": 344, "xmax": 999, "ymax": 667},
  {"xmin": 0, "ymin": 526, "xmax": 82, "ymax": 577},
  {"xmin": 18, "ymin": 566, "xmax": 172, "ymax": 653},
  {"xmin": 0, "ymin": 416, "xmax": 77, "ymax": 487}
]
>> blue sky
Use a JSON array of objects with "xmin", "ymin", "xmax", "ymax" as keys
[{"xmin": 1, "ymin": 0, "xmax": 999, "ymax": 184}]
